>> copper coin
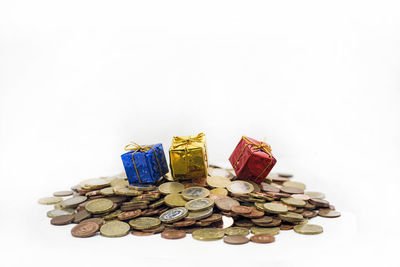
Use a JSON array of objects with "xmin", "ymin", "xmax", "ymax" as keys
[
  {"xmin": 241, "ymin": 208, "xmax": 265, "ymax": 219},
  {"xmin": 141, "ymin": 209, "xmax": 159, "ymax": 216},
  {"xmin": 132, "ymin": 231, "xmax": 154, "ymax": 236},
  {"xmin": 215, "ymin": 197, "xmax": 240, "ymax": 211},
  {"xmin": 280, "ymin": 224, "xmax": 294, "ymax": 230},
  {"xmin": 231, "ymin": 206, "xmax": 252, "ymax": 215},
  {"xmin": 50, "ymin": 214, "xmax": 75, "ymax": 225},
  {"xmin": 173, "ymin": 219, "xmax": 196, "ymax": 227},
  {"xmin": 71, "ymin": 221, "xmax": 99, "ymax": 237},
  {"xmin": 81, "ymin": 218, "xmax": 106, "ymax": 227},
  {"xmin": 142, "ymin": 224, "xmax": 165, "ymax": 233},
  {"xmin": 223, "ymin": 235, "xmax": 249, "ymax": 245},
  {"xmin": 117, "ymin": 210, "xmax": 142, "ymax": 221},
  {"xmin": 161, "ymin": 229, "xmax": 186, "ymax": 239},
  {"xmin": 280, "ymin": 186, "xmax": 304, "ymax": 194},
  {"xmin": 302, "ymin": 210, "xmax": 318, "ymax": 218},
  {"xmin": 201, "ymin": 213, "xmax": 222, "ymax": 223},
  {"xmin": 251, "ymin": 216, "xmax": 273, "ymax": 225},
  {"xmin": 250, "ymin": 234, "xmax": 275, "ymax": 244},
  {"xmin": 260, "ymin": 183, "xmax": 280, "ymax": 193},
  {"xmin": 304, "ymin": 203, "xmax": 316, "ymax": 210},
  {"xmin": 309, "ymin": 198, "xmax": 330, "ymax": 208},
  {"xmin": 73, "ymin": 210, "xmax": 91, "ymax": 223},
  {"xmin": 318, "ymin": 209, "xmax": 341, "ymax": 218},
  {"xmin": 258, "ymin": 218, "xmax": 282, "ymax": 227},
  {"xmin": 235, "ymin": 219, "xmax": 254, "ymax": 228},
  {"xmin": 53, "ymin": 190, "xmax": 73, "ymax": 197}
]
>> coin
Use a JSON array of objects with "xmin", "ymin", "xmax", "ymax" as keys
[
  {"xmin": 309, "ymin": 198, "xmax": 330, "ymax": 208},
  {"xmin": 142, "ymin": 224, "xmax": 165, "ymax": 233},
  {"xmin": 263, "ymin": 203, "xmax": 288, "ymax": 214},
  {"xmin": 235, "ymin": 219, "xmax": 254, "ymax": 228},
  {"xmin": 73, "ymin": 210, "xmax": 91, "ymax": 223},
  {"xmin": 47, "ymin": 208, "xmax": 75, "ymax": 218},
  {"xmin": 60, "ymin": 196, "xmax": 87, "ymax": 208},
  {"xmin": 318, "ymin": 209, "xmax": 341, "ymax": 218},
  {"xmin": 302, "ymin": 210, "xmax": 318, "ymax": 218},
  {"xmin": 279, "ymin": 212, "xmax": 304, "ymax": 223},
  {"xmin": 250, "ymin": 234, "xmax": 275, "ymax": 244},
  {"xmin": 99, "ymin": 187, "xmax": 115, "ymax": 196},
  {"xmin": 71, "ymin": 221, "xmax": 99, "ymax": 237},
  {"xmin": 280, "ymin": 186, "xmax": 304, "ymax": 194},
  {"xmin": 291, "ymin": 194, "xmax": 310, "ymax": 201},
  {"xmin": 224, "ymin": 235, "xmax": 249, "ymax": 245},
  {"xmin": 158, "ymin": 182, "xmax": 185, "ymax": 194},
  {"xmin": 114, "ymin": 187, "xmax": 142, "ymax": 196},
  {"xmin": 38, "ymin": 197, "xmax": 63, "ymax": 205},
  {"xmin": 280, "ymin": 224, "xmax": 294, "ymax": 230},
  {"xmin": 132, "ymin": 231, "xmax": 154, "ymax": 236},
  {"xmin": 129, "ymin": 217, "xmax": 161, "ymax": 230},
  {"xmin": 250, "ymin": 227, "xmax": 280, "ymax": 236},
  {"xmin": 260, "ymin": 183, "xmax": 280, "ymax": 193},
  {"xmin": 117, "ymin": 210, "xmax": 142, "ymax": 220},
  {"xmin": 53, "ymin": 191, "xmax": 73, "ymax": 197},
  {"xmin": 270, "ymin": 176, "xmax": 290, "ymax": 183},
  {"xmin": 186, "ymin": 207, "xmax": 213, "ymax": 220},
  {"xmin": 192, "ymin": 228, "xmax": 225, "ymax": 241},
  {"xmin": 281, "ymin": 197, "xmax": 306, "ymax": 207},
  {"xmin": 224, "ymin": 227, "xmax": 249, "ymax": 236},
  {"xmin": 277, "ymin": 172, "xmax": 293, "ymax": 178},
  {"xmin": 305, "ymin": 191, "xmax": 325, "ymax": 199},
  {"xmin": 100, "ymin": 221, "xmax": 130, "ymax": 237},
  {"xmin": 293, "ymin": 224, "xmax": 323, "ymax": 235},
  {"xmin": 182, "ymin": 187, "xmax": 210, "ymax": 200},
  {"xmin": 215, "ymin": 197, "xmax": 240, "ymax": 211},
  {"xmin": 81, "ymin": 218, "xmax": 106, "ymax": 227},
  {"xmin": 201, "ymin": 213, "xmax": 222, "ymax": 223},
  {"xmin": 165, "ymin": 193, "xmax": 187, "ymax": 208},
  {"xmin": 283, "ymin": 181, "xmax": 306, "ymax": 190},
  {"xmin": 161, "ymin": 229, "xmax": 186, "ymax": 239},
  {"xmin": 251, "ymin": 216, "xmax": 273, "ymax": 225},
  {"xmin": 128, "ymin": 184, "xmax": 156, "ymax": 191},
  {"xmin": 185, "ymin": 198, "xmax": 214, "ymax": 211},
  {"xmin": 227, "ymin": 181, "xmax": 254, "ymax": 194},
  {"xmin": 231, "ymin": 206, "xmax": 252, "ymax": 215},
  {"xmin": 50, "ymin": 214, "xmax": 75, "ymax": 225},
  {"xmin": 159, "ymin": 207, "xmax": 188, "ymax": 223},
  {"xmin": 210, "ymin": 188, "xmax": 228, "ymax": 196},
  {"xmin": 206, "ymin": 176, "xmax": 231, "ymax": 188},
  {"xmin": 85, "ymin": 199, "xmax": 114, "ymax": 214},
  {"xmin": 173, "ymin": 219, "xmax": 196, "ymax": 227},
  {"xmin": 241, "ymin": 207, "xmax": 265, "ymax": 219},
  {"xmin": 80, "ymin": 177, "xmax": 112, "ymax": 190},
  {"xmin": 208, "ymin": 168, "xmax": 234, "ymax": 179}
]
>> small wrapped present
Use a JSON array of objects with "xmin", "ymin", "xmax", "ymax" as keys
[
  {"xmin": 169, "ymin": 133, "xmax": 208, "ymax": 180},
  {"xmin": 229, "ymin": 136, "xmax": 276, "ymax": 184},
  {"xmin": 121, "ymin": 142, "xmax": 169, "ymax": 184}
]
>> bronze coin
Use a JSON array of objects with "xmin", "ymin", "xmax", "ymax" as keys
[
  {"xmin": 173, "ymin": 219, "xmax": 196, "ymax": 227},
  {"xmin": 250, "ymin": 234, "xmax": 275, "ymax": 244},
  {"xmin": 231, "ymin": 206, "xmax": 252, "ymax": 215},
  {"xmin": 81, "ymin": 218, "xmax": 106, "ymax": 227},
  {"xmin": 251, "ymin": 216, "xmax": 273, "ymax": 225},
  {"xmin": 132, "ymin": 231, "xmax": 154, "ymax": 236},
  {"xmin": 235, "ymin": 219, "xmax": 254, "ymax": 228},
  {"xmin": 161, "ymin": 229, "xmax": 186, "ymax": 239},
  {"xmin": 201, "ymin": 213, "xmax": 222, "ymax": 223},
  {"xmin": 223, "ymin": 235, "xmax": 249, "ymax": 245},
  {"xmin": 50, "ymin": 214, "xmax": 75, "ymax": 225},
  {"xmin": 302, "ymin": 210, "xmax": 318, "ymax": 218},
  {"xmin": 215, "ymin": 197, "xmax": 240, "ymax": 211},
  {"xmin": 242, "ymin": 208, "xmax": 265, "ymax": 219},
  {"xmin": 142, "ymin": 224, "xmax": 165, "ymax": 233},
  {"xmin": 280, "ymin": 186, "xmax": 304, "ymax": 194},
  {"xmin": 117, "ymin": 210, "xmax": 142, "ymax": 221},
  {"xmin": 73, "ymin": 210, "xmax": 91, "ymax": 223},
  {"xmin": 280, "ymin": 224, "xmax": 294, "ymax": 230},
  {"xmin": 71, "ymin": 221, "xmax": 99, "ymax": 237},
  {"xmin": 318, "ymin": 209, "xmax": 341, "ymax": 218},
  {"xmin": 304, "ymin": 203, "xmax": 316, "ymax": 210},
  {"xmin": 260, "ymin": 183, "xmax": 280, "ymax": 193},
  {"xmin": 309, "ymin": 198, "xmax": 330, "ymax": 208}
]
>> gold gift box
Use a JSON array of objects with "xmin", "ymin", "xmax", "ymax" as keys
[{"xmin": 169, "ymin": 133, "xmax": 208, "ymax": 180}]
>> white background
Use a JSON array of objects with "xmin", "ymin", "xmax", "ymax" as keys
[{"xmin": 1, "ymin": 1, "xmax": 399, "ymax": 266}]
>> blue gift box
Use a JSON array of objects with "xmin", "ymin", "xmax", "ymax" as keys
[{"xmin": 121, "ymin": 143, "xmax": 169, "ymax": 184}]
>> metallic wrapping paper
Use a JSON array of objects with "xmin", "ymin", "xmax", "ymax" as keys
[
  {"xmin": 169, "ymin": 133, "xmax": 208, "ymax": 180},
  {"xmin": 229, "ymin": 136, "xmax": 277, "ymax": 184},
  {"xmin": 121, "ymin": 143, "xmax": 169, "ymax": 184}
]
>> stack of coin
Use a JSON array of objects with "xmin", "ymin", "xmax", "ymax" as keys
[{"xmin": 38, "ymin": 168, "xmax": 340, "ymax": 244}]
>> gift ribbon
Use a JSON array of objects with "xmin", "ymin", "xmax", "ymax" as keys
[
  {"xmin": 124, "ymin": 142, "xmax": 163, "ymax": 184},
  {"xmin": 170, "ymin": 133, "xmax": 206, "ymax": 176},
  {"xmin": 233, "ymin": 136, "xmax": 273, "ymax": 179}
]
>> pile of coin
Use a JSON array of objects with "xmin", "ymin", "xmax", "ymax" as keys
[{"xmin": 38, "ymin": 167, "xmax": 340, "ymax": 244}]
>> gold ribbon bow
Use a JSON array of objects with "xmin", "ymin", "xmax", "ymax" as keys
[
  {"xmin": 124, "ymin": 142, "xmax": 162, "ymax": 184},
  {"xmin": 233, "ymin": 136, "xmax": 273, "ymax": 179}
]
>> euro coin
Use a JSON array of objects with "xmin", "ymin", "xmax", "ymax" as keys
[
  {"xmin": 158, "ymin": 182, "xmax": 185, "ymax": 194},
  {"xmin": 85, "ymin": 199, "xmax": 114, "ymax": 214},
  {"xmin": 159, "ymin": 207, "xmax": 188, "ymax": 223},
  {"xmin": 38, "ymin": 197, "xmax": 63, "ymax": 205},
  {"xmin": 185, "ymin": 198, "xmax": 214, "ymax": 211},
  {"xmin": 206, "ymin": 176, "xmax": 231, "ymax": 188},
  {"xmin": 210, "ymin": 188, "xmax": 228, "ymax": 196},
  {"xmin": 215, "ymin": 197, "xmax": 240, "ymax": 211},
  {"xmin": 47, "ymin": 208, "xmax": 75, "ymax": 218},
  {"xmin": 250, "ymin": 226, "xmax": 280, "ymax": 236},
  {"xmin": 224, "ymin": 227, "xmax": 249, "ymax": 236},
  {"xmin": 80, "ymin": 177, "xmax": 112, "ymax": 190},
  {"xmin": 71, "ymin": 221, "xmax": 99, "ymax": 238},
  {"xmin": 192, "ymin": 228, "xmax": 225, "ymax": 241},
  {"xmin": 186, "ymin": 207, "xmax": 213, "ymax": 220},
  {"xmin": 60, "ymin": 196, "xmax": 87, "ymax": 208},
  {"xmin": 51, "ymin": 214, "xmax": 75, "ymax": 225},
  {"xmin": 182, "ymin": 187, "xmax": 210, "ymax": 200},
  {"xmin": 53, "ymin": 191, "xmax": 73, "ymax": 197},
  {"xmin": 318, "ymin": 209, "xmax": 341, "ymax": 218},
  {"xmin": 305, "ymin": 191, "xmax": 325, "ymax": 199},
  {"xmin": 129, "ymin": 217, "xmax": 161, "ymax": 230},
  {"xmin": 263, "ymin": 203, "xmax": 288, "ymax": 214},
  {"xmin": 161, "ymin": 229, "xmax": 186, "ymax": 240},
  {"xmin": 293, "ymin": 224, "xmax": 323, "ymax": 235},
  {"xmin": 250, "ymin": 234, "xmax": 275, "ymax": 244},
  {"xmin": 227, "ymin": 181, "xmax": 254, "ymax": 194},
  {"xmin": 279, "ymin": 212, "xmax": 304, "ymax": 223},
  {"xmin": 224, "ymin": 235, "xmax": 249, "ymax": 245},
  {"xmin": 281, "ymin": 197, "xmax": 306, "ymax": 207},
  {"xmin": 164, "ymin": 193, "xmax": 187, "ymax": 207},
  {"xmin": 73, "ymin": 210, "xmax": 91, "ymax": 223},
  {"xmin": 100, "ymin": 221, "xmax": 130, "ymax": 237}
]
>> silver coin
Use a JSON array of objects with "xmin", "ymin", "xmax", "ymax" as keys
[
  {"xmin": 186, "ymin": 206, "xmax": 214, "ymax": 220},
  {"xmin": 159, "ymin": 207, "xmax": 188, "ymax": 223},
  {"xmin": 60, "ymin": 196, "xmax": 87, "ymax": 208},
  {"xmin": 182, "ymin": 187, "xmax": 210, "ymax": 200}
]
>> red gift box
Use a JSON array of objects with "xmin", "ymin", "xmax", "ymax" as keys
[{"xmin": 229, "ymin": 136, "xmax": 277, "ymax": 184}]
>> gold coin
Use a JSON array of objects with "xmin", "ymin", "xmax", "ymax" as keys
[
  {"xmin": 60, "ymin": 196, "xmax": 87, "ymax": 208},
  {"xmin": 186, "ymin": 207, "xmax": 213, "ymax": 220},
  {"xmin": 304, "ymin": 191, "xmax": 326, "ymax": 199},
  {"xmin": 85, "ymin": 199, "xmax": 114, "ymax": 214},
  {"xmin": 185, "ymin": 198, "xmax": 214, "ymax": 211},
  {"xmin": 80, "ymin": 177, "xmax": 112, "ymax": 190},
  {"xmin": 263, "ymin": 203, "xmax": 288, "ymax": 214},
  {"xmin": 250, "ymin": 227, "xmax": 280, "ymax": 235},
  {"xmin": 282, "ymin": 181, "xmax": 306, "ymax": 190},
  {"xmin": 224, "ymin": 227, "xmax": 249, "ymax": 236},
  {"xmin": 227, "ymin": 181, "xmax": 254, "ymax": 194},
  {"xmin": 206, "ymin": 176, "xmax": 231, "ymax": 188},
  {"xmin": 100, "ymin": 187, "xmax": 114, "ymax": 196},
  {"xmin": 38, "ymin": 197, "xmax": 63, "ymax": 205},
  {"xmin": 279, "ymin": 212, "xmax": 304, "ymax": 222},
  {"xmin": 293, "ymin": 224, "xmax": 323, "ymax": 235},
  {"xmin": 210, "ymin": 188, "xmax": 228, "ymax": 196},
  {"xmin": 158, "ymin": 182, "xmax": 185, "ymax": 194},
  {"xmin": 129, "ymin": 217, "xmax": 161, "ymax": 230},
  {"xmin": 281, "ymin": 197, "xmax": 306, "ymax": 207},
  {"xmin": 114, "ymin": 186, "xmax": 142, "ymax": 196},
  {"xmin": 192, "ymin": 228, "xmax": 225, "ymax": 241},
  {"xmin": 164, "ymin": 193, "xmax": 187, "ymax": 207},
  {"xmin": 46, "ymin": 208, "xmax": 75, "ymax": 218},
  {"xmin": 100, "ymin": 221, "xmax": 130, "ymax": 237},
  {"xmin": 110, "ymin": 178, "xmax": 128, "ymax": 188},
  {"xmin": 181, "ymin": 187, "xmax": 210, "ymax": 200}
]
